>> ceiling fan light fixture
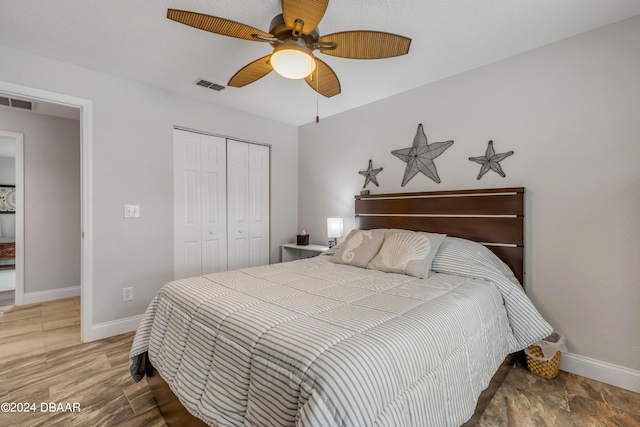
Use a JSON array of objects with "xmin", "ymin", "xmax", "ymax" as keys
[
  {"xmin": 270, "ymin": 42, "xmax": 316, "ymax": 79},
  {"xmin": 169, "ymin": 2, "xmax": 411, "ymax": 97}
]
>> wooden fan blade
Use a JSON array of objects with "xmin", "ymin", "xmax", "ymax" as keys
[
  {"xmin": 228, "ymin": 56, "xmax": 274, "ymax": 87},
  {"xmin": 167, "ymin": 9, "xmax": 273, "ymax": 41},
  {"xmin": 318, "ymin": 31, "xmax": 411, "ymax": 59},
  {"xmin": 281, "ymin": 0, "xmax": 329, "ymax": 34},
  {"xmin": 304, "ymin": 58, "xmax": 341, "ymax": 98}
]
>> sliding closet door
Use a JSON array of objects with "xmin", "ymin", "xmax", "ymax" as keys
[
  {"xmin": 249, "ymin": 144, "xmax": 270, "ymax": 267},
  {"xmin": 174, "ymin": 130, "xmax": 227, "ymax": 279},
  {"xmin": 227, "ymin": 140, "xmax": 250, "ymax": 270}
]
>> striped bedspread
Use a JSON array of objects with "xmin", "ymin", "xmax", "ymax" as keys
[{"xmin": 130, "ymin": 239, "xmax": 551, "ymax": 426}]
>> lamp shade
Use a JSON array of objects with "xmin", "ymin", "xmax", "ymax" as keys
[
  {"xmin": 270, "ymin": 43, "xmax": 316, "ymax": 79},
  {"xmin": 327, "ymin": 217, "xmax": 344, "ymax": 238}
]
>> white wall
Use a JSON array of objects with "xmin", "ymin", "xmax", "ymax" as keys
[
  {"xmin": 0, "ymin": 45, "xmax": 299, "ymax": 326},
  {"xmin": 0, "ymin": 156, "xmax": 15, "ymax": 185},
  {"xmin": 0, "ymin": 156, "xmax": 16, "ymax": 238},
  {"xmin": 0, "ymin": 110, "xmax": 81, "ymax": 291},
  {"xmin": 299, "ymin": 16, "xmax": 640, "ymax": 373}
]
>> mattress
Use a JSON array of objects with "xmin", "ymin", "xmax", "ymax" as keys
[{"xmin": 130, "ymin": 239, "xmax": 551, "ymax": 426}]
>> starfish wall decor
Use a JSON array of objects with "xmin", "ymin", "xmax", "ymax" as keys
[
  {"xmin": 358, "ymin": 159, "xmax": 383, "ymax": 188},
  {"xmin": 469, "ymin": 140, "xmax": 514, "ymax": 180},
  {"xmin": 391, "ymin": 124, "xmax": 454, "ymax": 186}
]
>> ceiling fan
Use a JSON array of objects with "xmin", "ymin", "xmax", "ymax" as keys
[{"xmin": 167, "ymin": 0, "xmax": 411, "ymax": 98}]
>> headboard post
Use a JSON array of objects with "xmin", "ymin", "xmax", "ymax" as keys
[{"xmin": 354, "ymin": 187, "xmax": 525, "ymax": 286}]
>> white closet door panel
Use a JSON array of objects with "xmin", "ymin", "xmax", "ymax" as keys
[
  {"xmin": 230, "ymin": 237, "xmax": 249, "ymax": 271},
  {"xmin": 174, "ymin": 129, "xmax": 202, "ymax": 279},
  {"xmin": 182, "ymin": 240, "xmax": 201, "ymax": 279},
  {"xmin": 183, "ymin": 171, "xmax": 199, "ymax": 226},
  {"xmin": 202, "ymin": 238, "xmax": 225, "ymax": 274},
  {"xmin": 227, "ymin": 140, "xmax": 250, "ymax": 270},
  {"xmin": 249, "ymin": 143, "xmax": 270, "ymax": 267},
  {"xmin": 176, "ymin": 132, "xmax": 269, "ymax": 277},
  {"xmin": 201, "ymin": 135, "xmax": 227, "ymax": 274},
  {"xmin": 201, "ymin": 170, "xmax": 226, "ymax": 274}
]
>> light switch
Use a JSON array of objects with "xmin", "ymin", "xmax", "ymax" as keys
[{"xmin": 124, "ymin": 204, "xmax": 140, "ymax": 218}]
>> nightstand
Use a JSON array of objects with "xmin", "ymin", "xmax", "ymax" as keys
[{"xmin": 281, "ymin": 243, "xmax": 329, "ymax": 262}]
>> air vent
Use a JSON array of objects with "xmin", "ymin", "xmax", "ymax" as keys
[
  {"xmin": 0, "ymin": 96, "xmax": 35, "ymax": 111},
  {"xmin": 194, "ymin": 78, "xmax": 225, "ymax": 92}
]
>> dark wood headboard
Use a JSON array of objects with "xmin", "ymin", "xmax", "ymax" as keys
[{"xmin": 355, "ymin": 187, "xmax": 525, "ymax": 285}]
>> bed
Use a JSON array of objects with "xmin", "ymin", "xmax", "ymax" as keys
[{"xmin": 130, "ymin": 187, "xmax": 552, "ymax": 426}]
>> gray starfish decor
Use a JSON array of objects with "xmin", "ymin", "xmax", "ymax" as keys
[
  {"xmin": 392, "ymin": 124, "xmax": 454, "ymax": 186},
  {"xmin": 469, "ymin": 140, "xmax": 514, "ymax": 180},
  {"xmin": 358, "ymin": 159, "xmax": 383, "ymax": 188}
]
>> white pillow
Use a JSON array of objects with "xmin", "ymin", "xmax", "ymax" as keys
[
  {"xmin": 330, "ymin": 229, "xmax": 386, "ymax": 268},
  {"xmin": 367, "ymin": 230, "xmax": 446, "ymax": 278}
]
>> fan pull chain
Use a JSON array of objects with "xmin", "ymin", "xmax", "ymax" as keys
[{"xmin": 315, "ymin": 58, "xmax": 320, "ymax": 123}]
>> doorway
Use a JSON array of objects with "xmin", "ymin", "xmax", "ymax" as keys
[
  {"xmin": 0, "ymin": 132, "xmax": 22, "ymax": 308},
  {"xmin": 0, "ymin": 81, "xmax": 92, "ymax": 342}
]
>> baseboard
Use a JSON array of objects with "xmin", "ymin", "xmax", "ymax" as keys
[
  {"xmin": 22, "ymin": 285, "xmax": 80, "ymax": 305},
  {"xmin": 560, "ymin": 352, "xmax": 640, "ymax": 393},
  {"xmin": 86, "ymin": 314, "xmax": 142, "ymax": 342}
]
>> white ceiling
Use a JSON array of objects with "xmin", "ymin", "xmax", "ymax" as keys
[{"xmin": 1, "ymin": 0, "xmax": 639, "ymax": 126}]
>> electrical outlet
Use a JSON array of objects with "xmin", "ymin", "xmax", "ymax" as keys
[{"xmin": 122, "ymin": 287, "xmax": 133, "ymax": 302}]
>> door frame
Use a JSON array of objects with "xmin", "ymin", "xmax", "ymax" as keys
[
  {"xmin": 0, "ymin": 81, "xmax": 93, "ymax": 342},
  {"xmin": 0, "ymin": 130, "xmax": 23, "ymax": 304}
]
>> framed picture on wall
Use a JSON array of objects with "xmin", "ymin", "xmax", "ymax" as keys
[{"xmin": 0, "ymin": 185, "xmax": 16, "ymax": 213}]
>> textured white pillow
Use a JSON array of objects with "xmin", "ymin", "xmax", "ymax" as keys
[
  {"xmin": 367, "ymin": 230, "xmax": 446, "ymax": 278},
  {"xmin": 330, "ymin": 229, "xmax": 386, "ymax": 268}
]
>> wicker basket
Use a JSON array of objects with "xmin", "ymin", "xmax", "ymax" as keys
[{"xmin": 526, "ymin": 344, "xmax": 561, "ymax": 379}]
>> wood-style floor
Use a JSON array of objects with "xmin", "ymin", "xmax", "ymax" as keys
[
  {"xmin": 0, "ymin": 290, "xmax": 14, "ymax": 308},
  {"xmin": 1, "ymin": 298, "xmax": 639, "ymax": 427},
  {"xmin": 0, "ymin": 298, "xmax": 164, "ymax": 427}
]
